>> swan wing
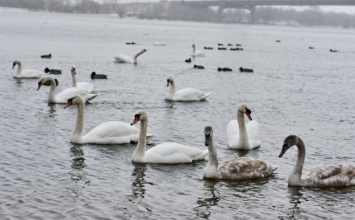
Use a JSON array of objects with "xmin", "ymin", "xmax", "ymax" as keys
[
  {"xmin": 55, "ymin": 87, "xmax": 97, "ymax": 103},
  {"xmin": 218, "ymin": 157, "xmax": 276, "ymax": 180},
  {"xmin": 227, "ymin": 120, "xmax": 239, "ymax": 147},
  {"xmin": 246, "ymin": 120, "xmax": 261, "ymax": 148},
  {"xmin": 144, "ymin": 142, "xmax": 208, "ymax": 163},
  {"xmin": 173, "ymin": 88, "xmax": 210, "ymax": 101},
  {"xmin": 192, "ymin": 51, "xmax": 206, "ymax": 57},
  {"xmin": 15, "ymin": 69, "xmax": 46, "ymax": 79},
  {"xmin": 305, "ymin": 164, "xmax": 355, "ymax": 187},
  {"xmin": 113, "ymin": 55, "xmax": 133, "ymax": 63},
  {"xmin": 83, "ymin": 121, "xmax": 153, "ymax": 144},
  {"xmin": 77, "ymin": 82, "xmax": 94, "ymax": 93}
]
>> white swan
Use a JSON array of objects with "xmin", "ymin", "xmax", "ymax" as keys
[
  {"xmin": 227, "ymin": 103, "xmax": 261, "ymax": 150},
  {"xmin": 12, "ymin": 60, "xmax": 46, "ymax": 79},
  {"xmin": 64, "ymin": 95, "xmax": 154, "ymax": 145},
  {"xmin": 165, "ymin": 76, "xmax": 211, "ymax": 101},
  {"xmin": 279, "ymin": 135, "xmax": 355, "ymax": 187},
  {"xmin": 130, "ymin": 110, "xmax": 208, "ymax": 163},
  {"xmin": 37, "ymin": 76, "xmax": 97, "ymax": 104},
  {"xmin": 192, "ymin": 44, "xmax": 205, "ymax": 57},
  {"xmin": 70, "ymin": 66, "xmax": 94, "ymax": 92},
  {"xmin": 204, "ymin": 126, "xmax": 276, "ymax": 180},
  {"xmin": 113, "ymin": 49, "xmax": 147, "ymax": 64}
]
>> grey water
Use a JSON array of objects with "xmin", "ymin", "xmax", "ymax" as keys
[{"xmin": 1, "ymin": 9, "xmax": 355, "ymax": 219}]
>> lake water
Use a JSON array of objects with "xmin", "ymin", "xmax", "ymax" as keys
[{"xmin": 1, "ymin": 9, "xmax": 355, "ymax": 220}]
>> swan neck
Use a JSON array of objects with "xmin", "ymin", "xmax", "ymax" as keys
[
  {"xmin": 192, "ymin": 46, "xmax": 196, "ymax": 54},
  {"xmin": 133, "ymin": 118, "xmax": 147, "ymax": 162},
  {"xmin": 207, "ymin": 138, "xmax": 219, "ymax": 170},
  {"xmin": 290, "ymin": 138, "xmax": 306, "ymax": 185},
  {"xmin": 71, "ymin": 102, "xmax": 85, "ymax": 142},
  {"xmin": 237, "ymin": 111, "xmax": 249, "ymax": 146},
  {"xmin": 48, "ymin": 79, "xmax": 57, "ymax": 103},
  {"xmin": 71, "ymin": 73, "xmax": 77, "ymax": 87},
  {"xmin": 133, "ymin": 51, "xmax": 144, "ymax": 64},
  {"xmin": 168, "ymin": 81, "xmax": 176, "ymax": 96},
  {"xmin": 16, "ymin": 62, "xmax": 22, "ymax": 76}
]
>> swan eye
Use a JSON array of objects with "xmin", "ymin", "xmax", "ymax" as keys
[
  {"xmin": 134, "ymin": 114, "xmax": 141, "ymax": 119},
  {"xmin": 245, "ymin": 108, "xmax": 251, "ymax": 114}
]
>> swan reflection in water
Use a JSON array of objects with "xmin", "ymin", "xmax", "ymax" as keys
[
  {"xmin": 194, "ymin": 180, "xmax": 220, "ymax": 219},
  {"xmin": 130, "ymin": 163, "xmax": 154, "ymax": 199},
  {"xmin": 67, "ymin": 144, "xmax": 89, "ymax": 198},
  {"xmin": 282, "ymin": 187, "xmax": 304, "ymax": 219}
]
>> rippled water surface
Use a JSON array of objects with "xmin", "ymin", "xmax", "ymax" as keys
[{"xmin": 1, "ymin": 9, "xmax": 355, "ymax": 220}]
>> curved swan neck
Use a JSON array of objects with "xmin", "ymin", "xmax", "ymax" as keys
[
  {"xmin": 71, "ymin": 72, "xmax": 77, "ymax": 87},
  {"xmin": 192, "ymin": 46, "xmax": 196, "ymax": 54},
  {"xmin": 71, "ymin": 101, "xmax": 85, "ymax": 142},
  {"xmin": 133, "ymin": 51, "xmax": 144, "ymax": 64},
  {"xmin": 237, "ymin": 111, "xmax": 249, "ymax": 147},
  {"xmin": 289, "ymin": 138, "xmax": 306, "ymax": 185},
  {"xmin": 133, "ymin": 118, "xmax": 147, "ymax": 162}
]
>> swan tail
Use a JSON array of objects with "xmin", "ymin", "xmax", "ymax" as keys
[
  {"xmin": 202, "ymin": 92, "xmax": 211, "ymax": 100},
  {"xmin": 86, "ymin": 94, "xmax": 98, "ymax": 102},
  {"xmin": 193, "ymin": 149, "xmax": 209, "ymax": 161},
  {"xmin": 146, "ymin": 133, "xmax": 155, "ymax": 140}
]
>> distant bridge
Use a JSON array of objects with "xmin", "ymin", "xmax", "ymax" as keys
[{"xmin": 119, "ymin": 0, "xmax": 355, "ymax": 22}]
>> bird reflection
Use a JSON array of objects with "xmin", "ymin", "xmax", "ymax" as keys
[
  {"xmin": 194, "ymin": 179, "xmax": 220, "ymax": 218},
  {"xmin": 47, "ymin": 103, "xmax": 57, "ymax": 116},
  {"xmin": 284, "ymin": 186, "xmax": 303, "ymax": 219},
  {"xmin": 131, "ymin": 163, "xmax": 149, "ymax": 199},
  {"xmin": 70, "ymin": 144, "xmax": 86, "ymax": 170}
]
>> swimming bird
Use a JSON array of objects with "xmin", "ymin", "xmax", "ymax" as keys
[
  {"xmin": 126, "ymin": 42, "xmax": 136, "ymax": 45},
  {"xmin": 204, "ymin": 47, "xmax": 213, "ymax": 50},
  {"xmin": 227, "ymin": 103, "xmax": 260, "ymax": 150},
  {"xmin": 165, "ymin": 76, "xmax": 211, "ymax": 101},
  {"xmin": 41, "ymin": 54, "xmax": 52, "ymax": 59},
  {"xmin": 113, "ymin": 49, "xmax": 147, "ymax": 64},
  {"xmin": 217, "ymin": 67, "xmax": 232, "ymax": 72},
  {"xmin": 239, "ymin": 67, "xmax": 253, "ymax": 73},
  {"xmin": 192, "ymin": 44, "xmax": 205, "ymax": 57},
  {"xmin": 193, "ymin": 65, "xmax": 205, "ymax": 69},
  {"xmin": 279, "ymin": 135, "xmax": 355, "ymax": 187},
  {"xmin": 71, "ymin": 66, "xmax": 94, "ymax": 93},
  {"xmin": 12, "ymin": 60, "xmax": 46, "ymax": 79},
  {"xmin": 130, "ymin": 110, "xmax": 207, "ymax": 163},
  {"xmin": 185, "ymin": 58, "xmax": 191, "ymax": 63},
  {"xmin": 37, "ymin": 76, "xmax": 97, "ymax": 104},
  {"xmin": 91, "ymin": 72, "xmax": 107, "ymax": 79},
  {"xmin": 330, "ymin": 49, "xmax": 338, "ymax": 52},
  {"xmin": 44, "ymin": 67, "xmax": 62, "ymax": 75},
  {"xmin": 203, "ymin": 126, "xmax": 276, "ymax": 180},
  {"xmin": 64, "ymin": 95, "xmax": 153, "ymax": 145}
]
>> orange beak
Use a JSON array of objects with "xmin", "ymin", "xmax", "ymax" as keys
[
  {"xmin": 131, "ymin": 117, "xmax": 139, "ymax": 126},
  {"xmin": 246, "ymin": 112, "xmax": 252, "ymax": 121},
  {"xmin": 64, "ymin": 100, "xmax": 73, "ymax": 109}
]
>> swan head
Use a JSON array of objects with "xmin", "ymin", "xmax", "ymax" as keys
[
  {"xmin": 131, "ymin": 110, "xmax": 147, "ymax": 125},
  {"xmin": 64, "ymin": 95, "xmax": 84, "ymax": 109},
  {"xmin": 166, "ymin": 76, "xmax": 174, "ymax": 87},
  {"xmin": 279, "ymin": 135, "xmax": 299, "ymax": 158},
  {"xmin": 12, "ymin": 60, "xmax": 20, "ymax": 69},
  {"xmin": 204, "ymin": 126, "xmax": 213, "ymax": 146},
  {"xmin": 71, "ymin": 66, "xmax": 76, "ymax": 75},
  {"xmin": 140, "ymin": 49, "xmax": 148, "ymax": 54},
  {"xmin": 237, "ymin": 103, "xmax": 252, "ymax": 121},
  {"xmin": 37, "ymin": 76, "xmax": 58, "ymax": 90},
  {"xmin": 192, "ymin": 44, "xmax": 195, "ymax": 48}
]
